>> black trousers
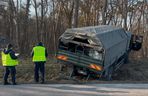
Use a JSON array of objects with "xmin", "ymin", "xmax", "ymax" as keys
[
  {"xmin": 4, "ymin": 66, "xmax": 16, "ymax": 83},
  {"xmin": 34, "ymin": 62, "xmax": 45, "ymax": 82}
]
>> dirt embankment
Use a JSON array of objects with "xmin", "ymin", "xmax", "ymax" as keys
[
  {"xmin": 0, "ymin": 58, "xmax": 148, "ymax": 84},
  {"xmin": 113, "ymin": 58, "xmax": 148, "ymax": 81}
]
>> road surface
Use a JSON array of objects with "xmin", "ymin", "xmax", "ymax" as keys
[{"xmin": 0, "ymin": 84, "xmax": 148, "ymax": 96}]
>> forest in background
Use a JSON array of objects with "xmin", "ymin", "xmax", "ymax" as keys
[{"xmin": 0, "ymin": 0, "xmax": 148, "ymax": 58}]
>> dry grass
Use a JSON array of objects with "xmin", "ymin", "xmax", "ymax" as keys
[
  {"xmin": 0, "ymin": 58, "xmax": 61, "ymax": 84},
  {"xmin": 0, "ymin": 57, "xmax": 148, "ymax": 84}
]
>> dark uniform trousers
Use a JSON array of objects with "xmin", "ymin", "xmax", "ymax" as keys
[
  {"xmin": 34, "ymin": 62, "xmax": 45, "ymax": 82},
  {"xmin": 4, "ymin": 66, "xmax": 16, "ymax": 83}
]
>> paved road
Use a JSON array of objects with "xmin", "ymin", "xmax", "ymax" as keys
[{"xmin": 0, "ymin": 84, "xmax": 148, "ymax": 96}]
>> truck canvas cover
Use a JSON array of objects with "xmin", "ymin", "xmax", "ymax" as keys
[{"xmin": 59, "ymin": 25, "xmax": 131, "ymax": 69}]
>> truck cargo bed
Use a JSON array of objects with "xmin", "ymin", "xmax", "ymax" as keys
[{"xmin": 57, "ymin": 49, "xmax": 103, "ymax": 72}]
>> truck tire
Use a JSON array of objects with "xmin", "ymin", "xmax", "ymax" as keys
[
  {"xmin": 60, "ymin": 64, "xmax": 65, "ymax": 71},
  {"xmin": 105, "ymin": 66, "xmax": 114, "ymax": 81},
  {"xmin": 67, "ymin": 65, "xmax": 77, "ymax": 77},
  {"xmin": 124, "ymin": 52, "xmax": 129, "ymax": 64}
]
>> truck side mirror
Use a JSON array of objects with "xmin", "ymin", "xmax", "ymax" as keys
[{"xmin": 130, "ymin": 35, "xmax": 143, "ymax": 51}]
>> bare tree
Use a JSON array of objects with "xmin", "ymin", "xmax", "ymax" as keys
[
  {"xmin": 32, "ymin": 0, "xmax": 40, "ymax": 42},
  {"xmin": 0, "ymin": 0, "xmax": 148, "ymax": 58},
  {"xmin": 73, "ymin": 0, "xmax": 79, "ymax": 28},
  {"xmin": 102, "ymin": 0, "xmax": 108, "ymax": 25},
  {"xmin": 60, "ymin": 0, "xmax": 74, "ymax": 28}
]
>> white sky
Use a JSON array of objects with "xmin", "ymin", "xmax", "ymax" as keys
[{"xmin": 1, "ymin": 0, "xmax": 147, "ymax": 16}]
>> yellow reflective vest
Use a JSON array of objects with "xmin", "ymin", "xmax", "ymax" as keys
[
  {"xmin": 32, "ymin": 46, "xmax": 46, "ymax": 62},
  {"xmin": 1, "ymin": 51, "xmax": 18, "ymax": 66}
]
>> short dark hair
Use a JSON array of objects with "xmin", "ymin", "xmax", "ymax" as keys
[
  {"xmin": 7, "ymin": 44, "xmax": 13, "ymax": 49},
  {"xmin": 38, "ymin": 42, "xmax": 43, "ymax": 46}
]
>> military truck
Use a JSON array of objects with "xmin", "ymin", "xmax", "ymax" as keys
[{"xmin": 57, "ymin": 25, "xmax": 143, "ymax": 80}]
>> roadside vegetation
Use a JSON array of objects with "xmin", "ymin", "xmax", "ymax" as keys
[{"xmin": 0, "ymin": 57, "xmax": 148, "ymax": 84}]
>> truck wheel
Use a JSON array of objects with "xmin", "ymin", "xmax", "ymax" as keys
[
  {"xmin": 124, "ymin": 53, "xmax": 129, "ymax": 64},
  {"xmin": 60, "ymin": 64, "xmax": 65, "ymax": 71},
  {"xmin": 67, "ymin": 65, "xmax": 77, "ymax": 77},
  {"xmin": 106, "ymin": 66, "xmax": 113, "ymax": 81}
]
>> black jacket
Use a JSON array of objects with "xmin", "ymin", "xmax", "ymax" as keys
[{"xmin": 3, "ymin": 48, "xmax": 18, "ymax": 59}]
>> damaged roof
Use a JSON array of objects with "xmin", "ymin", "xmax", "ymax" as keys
[{"xmin": 62, "ymin": 25, "xmax": 130, "ymax": 50}]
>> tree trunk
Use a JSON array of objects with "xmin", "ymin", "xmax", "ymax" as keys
[
  {"xmin": 73, "ymin": 0, "xmax": 79, "ymax": 28},
  {"xmin": 102, "ymin": 0, "xmax": 108, "ymax": 25}
]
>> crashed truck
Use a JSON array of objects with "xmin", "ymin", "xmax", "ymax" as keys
[{"xmin": 57, "ymin": 25, "xmax": 143, "ymax": 80}]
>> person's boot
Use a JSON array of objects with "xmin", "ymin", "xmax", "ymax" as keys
[
  {"xmin": 12, "ymin": 82, "xmax": 17, "ymax": 85},
  {"xmin": 40, "ymin": 79, "xmax": 44, "ymax": 84},
  {"xmin": 40, "ymin": 81, "xmax": 44, "ymax": 84},
  {"xmin": 34, "ymin": 79, "xmax": 39, "ymax": 83},
  {"xmin": 12, "ymin": 77, "xmax": 17, "ymax": 85},
  {"xmin": 3, "ymin": 81, "xmax": 11, "ymax": 85}
]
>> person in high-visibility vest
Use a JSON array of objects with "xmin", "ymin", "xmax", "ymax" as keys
[
  {"xmin": 1, "ymin": 44, "xmax": 18, "ymax": 85},
  {"xmin": 31, "ymin": 42, "xmax": 48, "ymax": 84}
]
